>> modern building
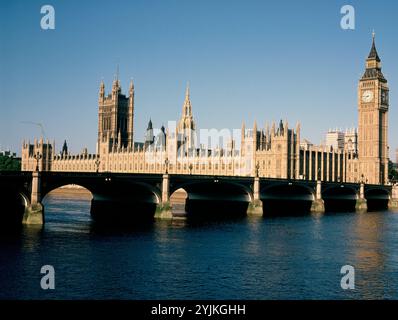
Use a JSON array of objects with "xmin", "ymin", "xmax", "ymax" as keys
[
  {"xmin": 325, "ymin": 130, "xmax": 345, "ymax": 151},
  {"xmin": 344, "ymin": 128, "xmax": 358, "ymax": 153}
]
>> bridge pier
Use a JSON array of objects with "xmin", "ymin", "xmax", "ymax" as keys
[
  {"xmin": 389, "ymin": 184, "xmax": 398, "ymax": 210},
  {"xmin": 247, "ymin": 177, "xmax": 263, "ymax": 216},
  {"xmin": 23, "ymin": 171, "xmax": 44, "ymax": 225},
  {"xmin": 355, "ymin": 183, "xmax": 367, "ymax": 213},
  {"xmin": 155, "ymin": 174, "xmax": 173, "ymax": 219},
  {"xmin": 311, "ymin": 181, "xmax": 325, "ymax": 213}
]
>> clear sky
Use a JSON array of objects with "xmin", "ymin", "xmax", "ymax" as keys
[{"xmin": 0, "ymin": 0, "xmax": 397, "ymax": 158}]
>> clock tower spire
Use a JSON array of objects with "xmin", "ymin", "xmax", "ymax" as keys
[{"xmin": 358, "ymin": 32, "xmax": 389, "ymax": 184}]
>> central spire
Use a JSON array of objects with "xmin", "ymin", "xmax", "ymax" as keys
[
  {"xmin": 182, "ymin": 82, "xmax": 192, "ymax": 117},
  {"xmin": 177, "ymin": 82, "xmax": 196, "ymax": 149},
  {"xmin": 185, "ymin": 81, "xmax": 190, "ymax": 100}
]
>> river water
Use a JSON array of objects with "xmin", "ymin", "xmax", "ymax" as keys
[{"xmin": 1, "ymin": 190, "xmax": 398, "ymax": 300}]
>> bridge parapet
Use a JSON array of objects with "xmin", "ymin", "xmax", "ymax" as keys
[{"xmin": 3, "ymin": 171, "xmax": 398, "ymax": 227}]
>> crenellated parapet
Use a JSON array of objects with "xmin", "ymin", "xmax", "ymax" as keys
[
  {"xmin": 51, "ymin": 153, "xmax": 99, "ymax": 172},
  {"xmin": 20, "ymin": 128, "xmax": 363, "ymax": 183}
]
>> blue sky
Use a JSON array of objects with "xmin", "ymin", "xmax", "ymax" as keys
[{"xmin": 0, "ymin": 0, "xmax": 397, "ymax": 158}]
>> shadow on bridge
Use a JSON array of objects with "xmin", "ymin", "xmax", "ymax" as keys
[
  {"xmin": 0, "ymin": 186, "xmax": 29, "ymax": 229},
  {"xmin": 0, "ymin": 172, "xmax": 31, "ymax": 230},
  {"xmin": 365, "ymin": 188, "xmax": 390, "ymax": 211},
  {"xmin": 322, "ymin": 185, "xmax": 357, "ymax": 212},
  {"xmin": 260, "ymin": 184, "xmax": 314, "ymax": 216},
  {"xmin": 39, "ymin": 174, "xmax": 163, "ymax": 225},
  {"xmin": 170, "ymin": 181, "xmax": 251, "ymax": 219},
  {"xmin": 89, "ymin": 182, "xmax": 159, "ymax": 224},
  {"xmin": 2, "ymin": 172, "xmax": 397, "ymax": 228}
]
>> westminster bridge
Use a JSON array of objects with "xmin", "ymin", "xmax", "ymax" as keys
[{"xmin": 0, "ymin": 171, "xmax": 397, "ymax": 226}]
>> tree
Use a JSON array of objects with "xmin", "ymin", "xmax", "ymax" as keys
[
  {"xmin": 0, "ymin": 155, "xmax": 21, "ymax": 171},
  {"xmin": 388, "ymin": 160, "xmax": 398, "ymax": 182}
]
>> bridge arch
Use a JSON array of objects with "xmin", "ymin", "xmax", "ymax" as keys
[
  {"xmin": 0, "ymin": 181, "xmax": 31, "ymax": 226},
  {"xmin": 19, "ymin": 191, "xmax": 31, "ymax": 208},
  {"xmin": 322, "ymin": 185, "xmax": 358, "ymax": 212},
  {"xmin": 41, "ymin": 184, "xmax": 93, "ymax": 224},
  {"xmin": 260, "ymin": 183, "xmax": 315, "ymax": 215},
  {"xmin": 170, "ymin": 188, "xmax": 188, "ymax": 216},
  {"xmin": 365, "ymin": 187, "xmax": 390, "ymax": 211},
  {"xmin": 89, "ymin": 180, "xmax": 161, "ymax": 223},
  {"xmin": 40, "ymin": 176, "xmax": 162, "ymax": 223},
  {"xmin": 41, "ymin": 182, "xmax": 95, "ymax": 204},
  {"xmin": 170, "ymin": 180, "xmax": 252, "ymax": 217}
]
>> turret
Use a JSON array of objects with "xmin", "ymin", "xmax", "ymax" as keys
[
  {"xmin": 127, "ymin": 78, "xmax": 135, "ymax": 148},
  {"xmin": 145, "ymin": 118, "xmax": 154, "ymax": 148},
  {"xmin": 278, "ymin": 119, "xmax": 284, "ymax": 135},
  {"xmin": 111, "ymin": 67, "xmax": 121, "ymax": 100}
]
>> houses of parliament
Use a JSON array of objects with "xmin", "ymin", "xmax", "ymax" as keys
[{"xmin": 22, "ymin": 35, "xmax": 391, "ymax": 185}]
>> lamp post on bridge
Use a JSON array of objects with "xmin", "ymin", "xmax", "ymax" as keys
[
  {"xmin": 33, "ymin": 151, "xmax": 42, "ymax": 172},
  {"xmin": 255, "ymin": 162, "xmax": 260, "ymax": 178},
  {"xmin": 164, "ymin": 158, "xmax": 169, "ymax": 174},
  {"xmin": 95, "ymin": 159, "xmax": 101, "ymax": 173}
]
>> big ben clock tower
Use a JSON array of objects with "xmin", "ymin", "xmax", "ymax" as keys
[{"xmin": 358, "ymin": 32, "xmax": 389, "ymax": 184}]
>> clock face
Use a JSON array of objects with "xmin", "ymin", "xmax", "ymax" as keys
[{"xmin": 362, "ymin": 90, "xmax": 374, "ymax": 103}]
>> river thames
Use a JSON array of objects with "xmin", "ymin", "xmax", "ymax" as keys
[{"xmin": 1, "ymin": 189, "xmax": 398, "ymax": 300}]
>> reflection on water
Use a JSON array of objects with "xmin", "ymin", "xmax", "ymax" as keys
[{"xmin": 1, "ymin": 190, "xmax": 398, "ymax": 299}]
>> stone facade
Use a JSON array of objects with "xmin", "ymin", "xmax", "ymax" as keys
[
  {"xmin": 97, "ymin": 78, "xmax": 134, "ymax": 153},
  {"xmin": 21, "ymin": 36, "xmax": 391, "ymax": 185}
]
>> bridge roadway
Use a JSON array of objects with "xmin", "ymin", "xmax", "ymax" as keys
[{"xmin": 0, "ymin": 171, "xmax": 397, "ymax": 226}]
